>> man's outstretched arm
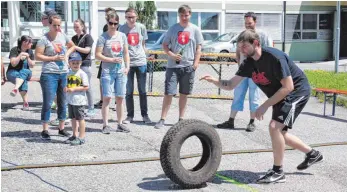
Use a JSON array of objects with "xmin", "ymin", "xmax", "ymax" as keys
[{"xmin": 200, "ymin": 75, "xmax": 245, "ymax": 91}]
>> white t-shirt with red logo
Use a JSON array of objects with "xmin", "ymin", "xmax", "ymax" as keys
[
  {"xmin": 96, "ymin": 32, "xmax": 128, "ymax": 73},
  {"xmin": 119, "ymin": 23, "xmax": 147, "ymax": 67},
  {"xmin": 163, "ymin": 23, "xmax": 204, "ymax": 68}
]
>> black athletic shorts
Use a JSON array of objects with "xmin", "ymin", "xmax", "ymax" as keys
[
  {"xmin": 97, "ymin": 62, "xmax": 103, "ymax": 79},
  {"xmin": 272, "ymin": 94, "xmax": 309, "ymax": 131},
  {"xmin": 68, "ymin": 104, "xmax": 85, "ymax": 120}
]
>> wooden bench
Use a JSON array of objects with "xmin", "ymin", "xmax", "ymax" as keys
[{"xmin": 313, "ymin": 88, "xmax": 347, "ymax": 116}]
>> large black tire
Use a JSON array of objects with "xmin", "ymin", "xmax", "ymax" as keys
[{"xmin": 160, "ymin": 119, "xmax": 222, "ymax": 189}]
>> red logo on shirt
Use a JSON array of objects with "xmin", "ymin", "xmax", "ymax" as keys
[
  {"xmin": 177, "ymin": 31, "xmax": 190, "ymax": 45},
  {"xmin": 128, "ymin": 33, "xmax": 139, "ymax": 46},
  {"xmin": 252, "ymin": 72, "xmax": 271, "ymax": 85},
  {"xmin": 52, "ymin": 43, "xmax": 63, "ymax": 53},
  {"xmin": 111, "ymin": 41, "xmax": 121, "ymax": 53}
]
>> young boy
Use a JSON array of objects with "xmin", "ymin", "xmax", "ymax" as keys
[{"xmin": 64, "ymin": 52, "xmax": 89, "ymax": 145}]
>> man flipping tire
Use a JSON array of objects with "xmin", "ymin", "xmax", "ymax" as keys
[{"xmin": 201, "ymin": 29, "xmax": 323, "ymax": 183}]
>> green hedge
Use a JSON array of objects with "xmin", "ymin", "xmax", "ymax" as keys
[{"xmin": 304, "ymin": 70, "xmax": 347, "ymax": 108}]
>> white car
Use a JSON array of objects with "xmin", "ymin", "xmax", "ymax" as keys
[{"xmin": 201, "ymin": 32, "xmax": 238, "ymax": 62}]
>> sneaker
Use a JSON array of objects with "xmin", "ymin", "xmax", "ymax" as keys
[
  {"xmin": 49, "ymin": 119, "xmax": 60, "ymax": 126},
  {"xmin": 246, "ymin": 123, "xmax": 256, "ymax": 132},
  {"xmin": 41, "ymin": 130, "xmax": 51, "ymax": 140},
  {"xmin": 178, "ymin": 118, "xmax": 183, "ymax": 122},
  {"xmin": 116, "ymin": 124, "xmax": 130, "ymax": 133},
  {"xmin": 51, "ymin": 102, "xmax": 57, "ymax": 110},
  {"xmin": 123, "ymin": 116, "xmax": 133, "ymax": 124},
  {"xmin": 10, "ymin": 89, "xmax": 18, "ymax": 97},
  {"xmin": 256, "ymin": 169, "xmax": 286, "ymax": 184},
  {"xmin": 64, "ymin": 136, "xmax": 77, "ymax": 144},
  {"xmin": 94, "ymin": 100, "xmax": 103, "ymax": 109},
  {"xmin": 297, "ymin": 150, "xmax": 323, "ymax": 170},
  {"xmin": 58, "ymin": 129, "xmax": 71, "ymax": 137},
  {"xmin": 86, "ymin": 109, "xmax": 96, "ymax": 117},
  {"xmin": 216, "ymin": 120, "xmax": 234, "ymax": 129},
  {"xmin": 143, "ymin": 116, "xmax": 152, "ymax": 124},
  {"xmin": 102, "ymin": 125, "xmax": 111, "ymax": 134},
  {"xmin": 154, "ymin": 119, "xmax": 165, "ymax": 129},
  {"xmin": 70, "ymin": 137, "xmax": 85, "ymax": 146},
  {"xmin": 22, "ymin": 102, "xmax": 30, "ymax": 111}
]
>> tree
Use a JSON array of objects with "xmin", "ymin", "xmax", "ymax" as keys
[{"xmin": 128, "ymin": 1, "xmax": 157, "ymax": 30}]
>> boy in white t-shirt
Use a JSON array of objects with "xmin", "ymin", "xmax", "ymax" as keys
[{"xmin": 64, "ymin": 52, "xmax": 89, "ymax": 145}]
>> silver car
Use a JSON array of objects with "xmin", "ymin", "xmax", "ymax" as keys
[
  {"xmin": 201, "ymin": 32, "xmax": 238, "ymax": 61},
  {"xmin": 146, "ymin": 31, "xmax": 167, "ymax": 70}
]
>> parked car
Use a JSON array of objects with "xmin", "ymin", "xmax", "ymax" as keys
[
  {"xmin": 201, "ymin": 32, "xmax": 238, "ymax": 62},
  {"xmin": 146, "ymin": 31, "xmax": 167, "ymax": 71}
]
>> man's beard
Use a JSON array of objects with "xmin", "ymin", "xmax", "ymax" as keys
[{"xmin": 247, "ymin": 48, "xmax": 256, "ymax": 57}]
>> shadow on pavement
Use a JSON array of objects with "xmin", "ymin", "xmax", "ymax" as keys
[
  {"xmin": 214, "ymin": 170, "xmax": 313, "ymax": 184},
  {"xmin": 1, "ymin": 159, "xmax": 69, "ymax": 192}
]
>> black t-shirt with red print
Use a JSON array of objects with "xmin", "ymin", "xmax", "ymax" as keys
[{"xmin": 236, "ymin": 47, "xmax": 311, "ymax": 98}]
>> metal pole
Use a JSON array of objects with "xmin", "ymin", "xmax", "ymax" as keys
[
  {"xmin": 335, "ymin": 1, "xmax": 341, "ymax": 73},
  {"xmin": 282, "ymin": 1, "xmax": 286, "ymax": 52},
  {"xmin": 64, "ymin": 1, "xmax": 68, "ymax": 34},
  {"xmin": 77, "ymin": 1, "xmax": 81, "ymax": 19},
  {"xmin": 88, "ymin": 1, "xmax": 92, "ymax": 34}
]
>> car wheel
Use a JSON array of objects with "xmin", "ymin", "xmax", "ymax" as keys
[{"xmin": 217, "ymin": 50, "xmax": 230, "ymax": 62}]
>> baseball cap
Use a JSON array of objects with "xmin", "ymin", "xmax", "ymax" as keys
[{"xmin": 69, "ymin": 52, "xmax": 82, "ymax": 62}]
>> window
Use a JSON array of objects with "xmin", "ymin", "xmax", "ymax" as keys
[
  {"xmin": 157, "ymin": 11, "xmax": 177, "ymax": 30},
  {"xmin": 1, "ymin": 2, "xmax": 10, "ymax": 52},
  {"xmin": 19, "ymin": 2, "xmax": 41, "ymax": 22},
  {"xmin": 225, "ymin": 13, "xmax": 282, "ymax": 41},
  {"xmin": 71, "ymin": 1, "xmax": 90, "ymax": 22},
  {"xmin": 156, "ymin": 11, "xmax": 220, "ymax": 39},
  {"xmin": 202, "ymin": 32, "xmax": 219, "ymax": 41},
  {"xmin": 285, "ymin": 13, "xmax": 333, "ymax": 41},
  {"xmin": 201, "ymin": 13, "xmax": 219, "ymax": 30},
  {"xmin": 45, "ymin": 1, "xmax": 65, "ymax": 21},
  {"xmin": 191, "ymin": 13, "xmax": 198, "ymax": 26}
]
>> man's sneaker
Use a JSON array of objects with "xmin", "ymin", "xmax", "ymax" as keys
[
  {"xmin": 154, "ymin": 119, "xmax": 165, "ymax": 129},
  {"xmin": 216, "ymin": 120, "xmax": 234, "ymax": 129},
  {"xmin": 116, "ymin": 124, "xmax": 130, "ymax": 133},
  {"xmin": 297, "ymin": 150, "xmax": 323, "ymax": 170},
  {"xmin": 94, "ymin": 100, "xmax": 103, "ymax": 109},
  {"xmin": 58, "ymin": 129, "xmax": 71, "ymax": 137},
  {"xmin": 41, "ymin": 130, "xmax": 51, "ymax": 140},
  {"xmin": 10, "ymin": 89, "xmax": 18, "ymax": 97},
  {"xmin": 102, "ymin": 125, "xmax": 111, "ymax": 134},
  {"xmin": 70, "ymin": 138, "xmax": 85, "ymax": 146},
  {"xmin": 143, "ymin": 116, "xmax": 152, "ymax": 124},
  {"xmin": 51, "ymin": 102, "xmax": 57, "ymax": 110},
  {"xmin": 123, "ymin": 116, "xmax": 133, "ymax": 124},
  {"xmin": 86, "ymin": 109, "xmax": 96, "ymax": 117},
  {"xmin": 256, "ymin": 169, "xmax": 286, "ymax": 184},
  {"xmin": 246, "ymin": 123, "xmax": 256, "ymax": 132},
  {"xmin": 22, "ymin": 102, "xmax": 30, "ymax": 111},
  {"xmin": 64, "ymin": 136, "xmax": 76, "ymax": 144}
]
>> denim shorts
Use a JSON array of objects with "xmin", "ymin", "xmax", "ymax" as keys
[
  {"xmin": 165, "ymin": 66, "xmax": 195, "ymax": 95},
  {"xmin": 231, "ymin": 78, "xmax": 260, "ymax": 112},
  {"xmin": 101, "ymin": 72, "xmax": 127, "ymax": 98}
]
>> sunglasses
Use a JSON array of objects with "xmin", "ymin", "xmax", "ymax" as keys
[
  {"xmin": 42, "ymin": 17, "xmax": 48, "ymax": 20},
  {"xmin": 126, "ymin": 16, "xmax": 136, "ymax": 19},
  {"xmin": 108, "ymin": 21, "xmax": 119, "ymax": 26}
]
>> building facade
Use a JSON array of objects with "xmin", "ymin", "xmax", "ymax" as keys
[{"xmin": 2, "ymin": 1, "xmax": 347, "ymax": 62}]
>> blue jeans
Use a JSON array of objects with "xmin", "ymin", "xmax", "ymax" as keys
[
  {"xmin": 40, "ymin": 73, "xmax": 67, "ymax": 123},
  {"xmin": 6, "ymin": 69, "xmax": 32, "ymax": 92},
  {"xmin": 231, "ymin": 78, "xmax": 260, "ymax": 112},
  {"xmin": 101, "ymin": 72, "xmax": 127, "ymax": 98},
  {"xmin": 126, "ymin": 65, "xmax": 148, "ymax": 117}
]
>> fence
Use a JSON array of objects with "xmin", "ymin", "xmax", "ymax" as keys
[
  {"xmin": 95, "ymin": 50, "xmax": 239, "ymax": 100},
  {"xmin": 144, "ymin": 50, "xmax": 238, "ymax": 100}
]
